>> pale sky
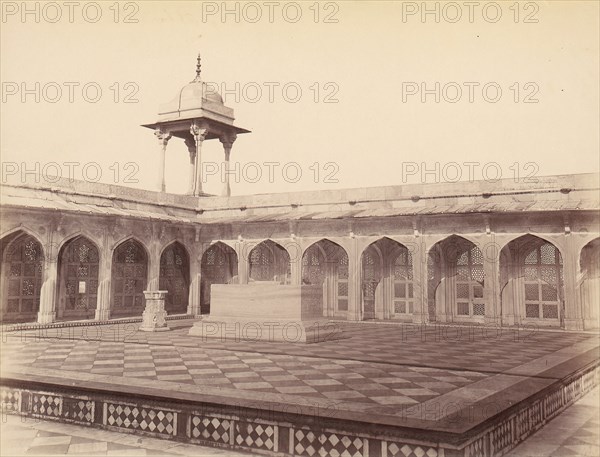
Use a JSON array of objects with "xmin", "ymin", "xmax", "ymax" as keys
[{"xmin": 1, "ymin": 1, "xmax": 598, "ymax": 196}]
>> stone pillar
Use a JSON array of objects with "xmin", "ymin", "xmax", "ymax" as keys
[
  {"xmin": 187, "ymin": 245, "xmax": 202, "ymax": 316},
  {"xmin": 435, "ymin": 277, "xmax": 450, "ymax": 323},
  {"xmin": 220, "ymin": 133, "xmax": 237, "ymax": 197},
  {"xmin": 412, "ymin": 240, "xmax": 426, "ymax": 324},
  {"xmin": 94, "ymin": 242, "xmax": 113, "ymax": 321},
  {"xmin": 147, "ymin": 242, "xmax": 161, "ymax": 291},
  {"xmin": 237, "ymin": 241, "xmax": 249, "ymax": 284},
  {"xmin": 563, "ymin": 236, "xmax": 583, "ymax": 330},
  {"xmin": 188, "ymin": 273, "xmax": 202, "ymax": 316},
  {"xmin": 347, "ymin": 236, "xmax": 362, "ymax": 321},
  {"xmin": 139, "ymin": 291, "xmax": 169, "ymax": 332},
  {"xmin": 154, "ymin": 129, "xmax": 172, "ymax": 192},
  {"xmin": 190, "ymin": 122, "xmax": 208, "ymax": 196},
  {"xmin": 289, "ymin": 241, "xmax": 302, "ymax": 286},
  {"xmin": 483, "ymin": 234, "xmax": 500, "ymax": 325},
  {"xmin": 184, "ymin": 137, "xmax": 197, "ymax": 195},
  {"xmin": 37, "ymin": 256, "xmax": 58, "ymax": 324}
]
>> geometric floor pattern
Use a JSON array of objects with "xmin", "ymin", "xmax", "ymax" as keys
[{"xmin": 1, "ymin": 320, "xmax": 597, "ymax": 416}]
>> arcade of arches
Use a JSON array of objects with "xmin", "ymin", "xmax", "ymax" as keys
[{"xmin": 1, "ymin": 226, "xmax": 598, "ymax": 330}]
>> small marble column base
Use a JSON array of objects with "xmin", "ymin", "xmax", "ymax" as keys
[
  {"xmin": 412, "ymin": 312, "xmax": 428, "ymax": 324},
  {"xmin": 94, "ymin": 308, "xmax": 110, "ymax": 321},
  {"xmin": 37, "ymin": 312, "xmax": 56, "ymax": 325},
  {"xmin": 563, "ymin": 318, "xmax": 584, "ymax": 331},
  {"xmin": 139, "ymin": 291, "xmax": 170, "ymax": 332},
  {"xmin": 484, "ymin": 316, "xmax": 501, "ymax": 326}
]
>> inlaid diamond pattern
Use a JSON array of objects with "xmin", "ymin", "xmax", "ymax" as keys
[
  {"xmin": 388, "ymin": 442, "xmax": 438, "ymax": 457},
  {"xmin": 106, "ymin": 403, "xmax": 175, "ymax": 435},
  {"xmin": 294, "ymin": 429, "xmax": 363, "ymax": 457},
  {"xmin": 32, "ymin": 393, "xmax": 61, "ymax": 417},
  {"xmin": 190, "ymin": 415, "xmax": 231, "ymax": 444},
  {"xmin": 235, "ymin": 421, "xmax": 275, "ymax": 450},
  {"xmin": 0, "ymin": 389, "xmax": 20, "ymax": 413},
  {"xmin": 62, "ymin": 397, "xmax": 94, "ymax": 423}
]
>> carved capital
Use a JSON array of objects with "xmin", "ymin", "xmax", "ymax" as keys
[
  {"xmin": 184, "ymin": 137, "xmax": 197, "ymax": 155},
  {"xmin": 219, "ymin": 133, "xmax": 237, "ymax": 150},
  {"xmin": 154, "ymin": 129, "xmax": 172, "ymax": 146},
  {"xmin": 190, "ymin": 123, "xmax": 208, "ymax": 142}
]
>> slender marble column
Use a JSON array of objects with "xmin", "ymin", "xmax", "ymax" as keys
[
  {"xmin": 184, "ymin": 138, "xmax": 197, "ymax": 195},
  {"xmin": 563, "ymin": 234, "xmax": 583, "ymax": 330},
  {"xmin": 154, "ymin": 129, "xmax": 172, "ymax": 192},
  {"xmin": 190, "ymin": 123, "xmax": 208, "ymax": 196},
  {"xmin": 347, "ymin": 236, "xmax": 362, "ymax": 321},
  {"xmin": 94, "ymin": 236, "xmax": 113, "ymax": 321},
  {"xmin": 219, "ymin": 133, "xmax": 237, "ymax": 197},
  {"xmin": 37, "ymin": 256, "xmax": 58, "ymax": 324}
]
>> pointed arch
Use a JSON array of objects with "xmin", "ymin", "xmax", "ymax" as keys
[
  {"xmin": 499, "ymin": 233, "xmax": 565, "ymax": 260},
  {"xmin": 427, "ymin": 235, "xmax": 485, "ymax": 322},
  {"xmin": 361, "ymin": 237, "xmax": 415, "ymax": 320},
  {"xmin": 111, "ymin": 234, "xmax": 150, "ymax": 259},
  {"xmin": 1, "ymin": 226, "xmax": 45, "ymax": 258},
  {"xmin": 201, "ymin": 241, "xmax": 238, "ymax": 314},
  {"xmin": 500, "ymin": 234, "xmax": 564, "ymax": 327},
  {"xmin": 56, "ymin": 230, "xmax": 101, "ymax": 256},
  {"xmin": 248, "ymin": 240, "xmax": 290, "ymax": 284},
  {"xmin": 159, "ymin": 241, "xmax": 190, "ymax": 314},
  {"xmin": 56, "ymin": 235, "xmax": 100, "ymax": 321},
  {"xmin": 580, "ymin": 238, "xmax": 600, "ymax": 276},
  {"xmin": 1, "ymin": 230, "xmax": 45, "ymax": 323},
  {"xmin": 302, "ymin": 239, "xmax": 349, "ymax": 317},
  {"xmin": 110, "ymin": 238, "xmax": 148, "ymax": 318}
]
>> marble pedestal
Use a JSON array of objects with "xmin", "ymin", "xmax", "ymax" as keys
[
  {"xmin": 188, "ymin": 283, "xmax": 344, "ymax": 343},
  {"xmin": 139, "ymin": 291, "xmax": 170, "ymax": 332}
]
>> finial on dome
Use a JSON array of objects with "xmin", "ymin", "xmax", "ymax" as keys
[{"xmin": 193, "ymin": 53, "xmax": 202, "ymax": 82}]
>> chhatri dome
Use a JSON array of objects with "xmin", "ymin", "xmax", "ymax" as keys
[
  {"xmin": 156, "ymin": 54, "xmax": 234, "ymax": 126},
  {"xmin": 142, "ymin": 53, "xmax": 250, "ymax": 197}
]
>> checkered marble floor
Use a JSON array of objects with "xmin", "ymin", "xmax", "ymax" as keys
[
  {"xmin": 0, "ymin": 413, "xmax": 248, "ymax": 456},
  {"xmin": 1, "ymin": 320, "xmax": 597, "ymax": 414}
]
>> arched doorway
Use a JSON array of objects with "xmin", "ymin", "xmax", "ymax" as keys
[
  {"xmin": 361, "ymin": 238, "xmax": 415, "ymax": 320},
  {"xmin": 57, "ymin": 236, "xmax": 99, "ymax": 321},
  {"xmin": 428, "ymin": 236, "xmax": 485, "ymax": 322},
  {"xmin": 201, "ymin": 242, "xmax": 238, "ymax": 314},
  {"xmin": 159, "ymin": 242, "xmax": 190, "ymax": 315},
  {"xmin": 500, "ymin": 235, "xmax": 564, "ymax": 327},
  {"xmin": 111, "ymin": 239, "xmax": 148, "ymax": 318},
  {"xmin": 579, "ymin": 238, "xmax": 599, "ymax": 329},
  {"xmin": 0, "ymin": 232, "xmax": 44, "ymax": 323},
  {"xmin": 248, "ymin": 240, "xmax": 290, "ymax": 284},
  {"xmin": 302, "ymin": 240, "xmax": 349, "ymax": 317}
]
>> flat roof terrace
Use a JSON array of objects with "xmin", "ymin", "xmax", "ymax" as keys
[{"xmin": 1, "ymin": 173, "xmax": 598, "ymax": 227}]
